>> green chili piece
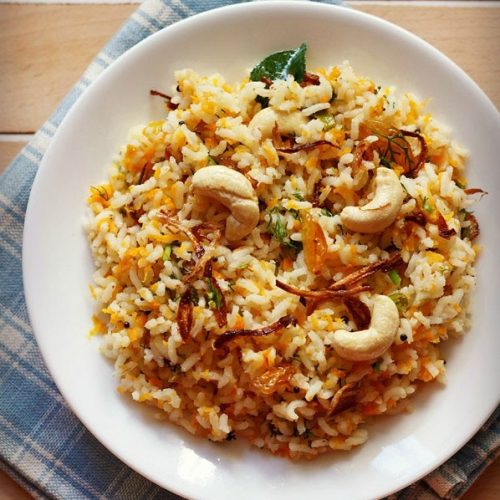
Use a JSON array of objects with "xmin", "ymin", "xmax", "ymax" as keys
[
  {"xmin": 389, "ymin": 293, "xmax": 408, "ymax": 313},
  {"xmin": 163, "ymin": 245, "xmax": 173, "ymax": 261},
  {"xmin": 388, "ymin": 270, "xmax": 401, "ymax": 286}
]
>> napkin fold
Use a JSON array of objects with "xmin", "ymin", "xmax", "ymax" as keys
[{"xmin": 0, "ymin": 0, "xmax": 497, "ymax": 498}]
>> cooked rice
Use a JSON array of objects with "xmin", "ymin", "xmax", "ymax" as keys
[{"xmin": 85, "ymin": 61, "xmax": 478, "ymax": 459}]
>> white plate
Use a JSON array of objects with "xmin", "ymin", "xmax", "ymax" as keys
[{"xmin": 23, "ymin": 2, "xmax": 500, "ymax": 499}]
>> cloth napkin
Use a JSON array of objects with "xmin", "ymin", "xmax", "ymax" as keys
[{"xmin": 0, "ymin": 0, "xmax": 498, "ymax": 498}]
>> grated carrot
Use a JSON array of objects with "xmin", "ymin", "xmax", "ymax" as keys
[
  {"xmin": 234, "ymin": 313, "xmax": 245, "ymax": 329},
  {"xmin": 212, "ymin": 269, "xmax": 224, "ymax": 280},
  {"xmin": 89, "ymin": 315, "xmax": 106, "ymax": 337},
  {"xmin": 361, "ymin": 402, "xmax": 381, "ymax": 416},
  {"xmin": 149, "ymin": 377, "xmax": 163, "ymax": 388}
]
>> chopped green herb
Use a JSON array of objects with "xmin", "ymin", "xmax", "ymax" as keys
[
  {"xmin": 237, "ymin": 262, "xmax": 250, "ymax": 270},
  {"xmin": 459, "ymin": 209, "xmax": 481, "ymax": 240},
  {"xmin": 388, "ymin": 269, "xmax": 401, "ymax": 286},
  {"xmin": 163, "ymin": 241, "xmax": 180, "ymax": 261},
  {"xmin": 250, "ymin": 43, "xmax": 307, "ymax": 83},
  {"xmin": 292, "ymin": 192, "xmax": 304, "ymax": 201},
  {"xmin": 207, "ymin": 155, "xmax": 217, "ymax": 166},
  {"xmin": 389, "ymin": 292, "xmax": 409, "ymax": 313},
  {"xmin": 266, "ymin": 207, "xmax": 302, "ymax": 251},
  {"xmin": 314, "ymin": 110, "xmax": 335, "ymax": 131},
  {"xmin": 455, "ymin": 180, "xmax": 466, "ymax": 189},
  {"xmin": 422, "ymin": 196, "xmax": 434, "ymax": 214},
  {"xmin": 380, "ymin": 156, "xmax": 391, "ymax": 169},
  {"xmin": 162, "ymin": 245, "xmax": 173, "ymax": 261},
  {"xmin": 206, "ymin": 278, "xmax": 222, "ymax": 310},
  {"xmin": 268, "ymin": 209, "xmax": 287, "ymax": 241},
  {"xmin": 372, "ymin": 360, "xmax": 382, "ymax": 372},
  {"xmin": 368, "ymin": 126, "xmax": 414, "ymax": 170},
  {"xmin": 461, "ymin": 226, "xmax": 471, "ymax": 240},
  {"xmin": 458, "ymin": 208, "xmax": 468, "ymax": 221},
  {"xmin": 321, "ymin": 207, "xmax": 335, "ymax": 217}
]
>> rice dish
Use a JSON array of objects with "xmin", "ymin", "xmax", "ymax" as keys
[{"xmin": 86, "ymin": 52, "xmax": 481, "ymax": 459}]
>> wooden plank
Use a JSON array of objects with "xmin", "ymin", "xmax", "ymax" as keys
[
  {"xmin": 463, "ymin": 458, "xmax": 500, "ymax": 500},
  {"xmin": 0, "ymin": 4, "xmax": 498, "ymax": 134},
  {"xmin": 356, "ymin": 4, "xmax": 500, "ymax": 109},
  {"xmin": 0, "ymin": 4, "xmax": 135, "ymax": 133},
  {"xmin": 0, "ymin": 141, "xmax": 28, "ymax": 174},
  {"xmin": 0, "ymin": 470, "xmax": 32, "ymax": 500}
]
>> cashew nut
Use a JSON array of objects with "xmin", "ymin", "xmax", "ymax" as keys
[
  {"xmin": 340, "ymin": 167, "xmax": 404, "ymax": 233},
  {"xmin": 191, "ymin": 165, "xmax": 259, "ymax": 241},
  {"xmin": 248, "ymin": 108, "xmax": 307, "ymax": 139},
  {"xmin": 331, "ymin": 294, "xmax": 400, "ymax": 361}
]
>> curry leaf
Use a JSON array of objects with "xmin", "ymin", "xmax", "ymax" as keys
[{"xmin": 250, "ymin": 43, "xmax": 307, "ymax": 83}]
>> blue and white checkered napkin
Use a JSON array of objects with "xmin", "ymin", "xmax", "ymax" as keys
[{"xmin": 0, "ymin": 0, "xmax": 498, "ymax": 498}]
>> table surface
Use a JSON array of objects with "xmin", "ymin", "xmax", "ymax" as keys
[{"xmin": 0, "ymin": 1, "xmax": 498, "ymax": 498}]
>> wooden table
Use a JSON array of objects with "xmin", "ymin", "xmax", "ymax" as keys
[{"xmin": 0, "ymin": 1, "xmax": 498, "ymax": 498}]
